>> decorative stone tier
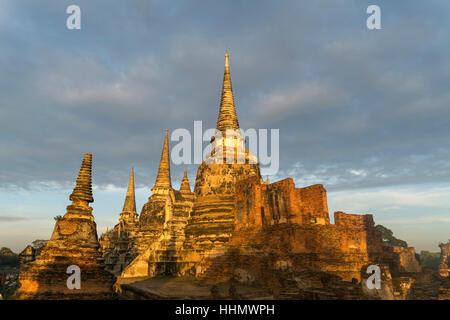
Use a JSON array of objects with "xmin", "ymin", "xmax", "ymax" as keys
[
  {"xmin": 175, "ymin": 161, "xmax": 261, "ymax": 276},
  {"xmin": 14, "ymin": 217, "xmax": 116, "ymax": 300}
]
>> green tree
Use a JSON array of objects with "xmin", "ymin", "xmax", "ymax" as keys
[
  {"xmin": 375, "ymin": 225, "xmax": 408, "ymax": 247},
  {"xmin": 417, "ymin": 251, "xmax": 441, "ymax": 270},
  {"xmin": 0, "ymin": 247, "xmax": 19, "ymax": 267}
]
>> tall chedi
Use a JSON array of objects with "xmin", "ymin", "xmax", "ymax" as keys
[
  {"xmin": 179, "ymin": 53, "xmax": 262, "ymax": 276},
  {"xmin": 118, "ymin": 167, "xmax": 139, "ymax": 251},
  {"xmin": 130, "ymin": 129, "xmax": 178, "ymax": 255},
  {"xmin": 152, "ymin": 129, "xmax": 172, "ymax": 192},
  {"xmin": 120, "ymin": 167, "xmax": 138, "ymax": 224},
  {"xmin": 101, "ymin": 167, "xmax": 139, "ymax": 274},
  {"xmin": 14, "ymin": 154, "xmax": 116, "ymax": 299},
  {"xmin": 139, "ymin": 129, "xmax": 173, "ymax": 227}
]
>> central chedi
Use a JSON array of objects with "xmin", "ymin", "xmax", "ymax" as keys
[
  {"xmin": 179, "ymin": 53, "xmax": 262, "ymax": 276},
  {"xmin": 119, "ymin": 54, "xmax": 261, "ymax": 278}
]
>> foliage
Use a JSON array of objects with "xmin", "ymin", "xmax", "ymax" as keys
[
  {"xmin": 31, "ymin": 240, "xmax": 47, "ymax": 249},
  {"xmin": 375, "ymin": 225, "xmax": 408, "ymax": 247},
  {"xmin": 1, "ymin": 286, "xmax": 18, "ymax": 300},
  {"xmin": 54, "ymin": 215, "xmax": 63, "ymax": 221},
  {"xmin": 0, "ymin": 247, "xmax": 19, "ymax": 267},
  {"xmin": 417, "ymin": 250, "xmax": 441, "ymax": 270}
]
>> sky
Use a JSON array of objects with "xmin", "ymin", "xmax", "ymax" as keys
[{"xmin": 1, "ymin": 0, "xmax": 450, "ymax": 253}]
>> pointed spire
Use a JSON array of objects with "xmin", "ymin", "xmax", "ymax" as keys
[
  {"xmin": 122, "ymin": 167, "xmax": 137, "ymax": 213},
  {"xmin": 216, "ymin": 53, "xmax": 240, "ymax": 134},
  {"xmin": 153, "ymin": 129, "xmax": 172, "ymax": 190},
  {"xmin": 267, "ymin": 176, "xmax": 270, "ymax": 185},
  {"xmin": 69, "ymin": 153, "xmax": 94, "ymax": 204},
  {"xmin": 180, "ymin": 166, "xmax": 191, "ymax": 193}
]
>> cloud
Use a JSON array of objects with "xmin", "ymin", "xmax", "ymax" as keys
[
  {"xmin": 0, "ymin": 0, "xmax": 449, "ymax": 195},
  {"xmin": 381, "ymin": 216, "xmax": 450, "ymax": 225},
  {"xmin": 1, "ymin": 0, "xmax": 450, "ymax": 252},
  {"xmin": 251, "ymin": 81, "xmax": 348, "ymax": 123},
  {"xmin": 0, "ymin": 215, "xmax": 29, "ymax": 222},
  {"xmin": 328, "ymin": 186, "xmax": 450, "ymax": 214}
]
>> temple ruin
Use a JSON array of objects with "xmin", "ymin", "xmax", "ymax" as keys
[
  {"xmin": 97, "ymin": 54, "xmax": 430, "ymax": 299},
  {"xmin": 14, "ymin": 54, "xmax": 441, "ymax": 300}
]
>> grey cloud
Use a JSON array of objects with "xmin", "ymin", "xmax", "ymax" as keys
[
  {"xmin": 1, "ymin": 0, "xmax": 450, "ymax": 192},
  {"xmin": 0, "ymin": 215, "xmax": 30, "ymax": 222}
]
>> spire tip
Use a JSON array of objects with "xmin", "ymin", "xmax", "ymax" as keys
[{"xmin": 225, "ymin": 53, "xmax": 229, "ymax": 67}]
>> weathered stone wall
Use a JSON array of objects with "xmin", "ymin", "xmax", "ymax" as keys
[
  {"xmin": 197, "ymin": 218, "xmax": 384, "ymax": 286},
  {"xmin": 296, "ymin": 184, "xmax": 329, "ymax": 225},
  {"xmin": 206, "ymin": 178, "xmax": 385, "ymax": 287},
  {"xmin": 384, "ymin": 246, "xmax": 422, "ymax": 273},
  {"xmin": 334, "ymin": 211, "xmax": 375, "ymax": 229},
  {"xmin": 234, "ymin": 177, "xmax": 330, "ymax": 230}
]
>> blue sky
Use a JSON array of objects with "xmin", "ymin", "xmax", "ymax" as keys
[{"xmin": 1, "ymin": 0, "xmax": 450, "ymax": 253}]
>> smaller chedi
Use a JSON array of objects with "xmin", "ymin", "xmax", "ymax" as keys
[
  {"xmin": 101, "ymin": 167, "xmax": 140, "ymax": 273},
  {"xmin": 14, "ymin": 153, "xmax": 116, "ymax": 299}
]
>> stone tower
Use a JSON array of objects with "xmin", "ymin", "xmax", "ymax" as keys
[
  {"xmin": 125, "ymin": 129, "xmax": 183, "ymax": 257},
  {"xmin": 152, "ymin": 129, "xmax": 172, "ymax": 192},
  {"xmin": 138, "ymin": 129, "xmax": 174, "ymax": 229},
  {"xmin": 179, "ymin": 166, "xmax": 191, "ymax": 194},
  {"xmin": 101, "ymin": 167, "xmax": 140, "ymax": 273},
  {"xmin": 120, "ymin": 167, "xmax": 138, "ymax": 224},
  {"xmin": 178, "ymin": 54, "xmax": 262, "ymax": 276},
  {"xmin": 14, "ymin": 154, "xmax": 116, "ymax": 299}
]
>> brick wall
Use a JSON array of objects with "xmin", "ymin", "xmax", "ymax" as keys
[
  {"xmin": 234, "ymin": 177, "xmax": 330, "ymax": 229},
  {"xmin": 334, "ymin": 211, "xmax": 375, "ymax": 229}
]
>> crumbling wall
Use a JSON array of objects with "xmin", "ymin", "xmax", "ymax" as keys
[
  {"xmin": 438, "ymin": 241, "xmax": 450, "ymax": 277},
  {"xmin": 296, "ymin": 184, "xmax": 329, "ymax": 225},
  {"xmin": 334, "ymin": 211, "xmax": 375, "ymax": 229},
  {"xmin": 197, "ymin": 219, "xmax": 385, "ymax": 284},
  {"xmin": 392, "ymin": 246, "xmax": 422, "ymax": 273},
  {"xmin": 234, "ymin": 177, "xmax": 330, "ymax": 230}
]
